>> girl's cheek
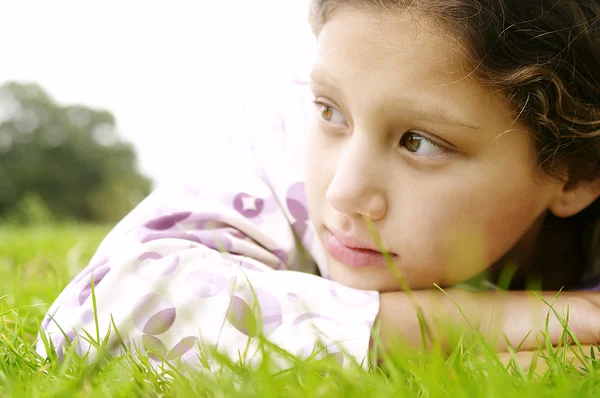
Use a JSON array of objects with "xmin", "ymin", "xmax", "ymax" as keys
[{"xmin": 480, "ymin": 196, "xmax": 546, "ymax": 267}]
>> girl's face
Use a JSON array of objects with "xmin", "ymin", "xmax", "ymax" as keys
[{"xmin": 305, "ymin": 6, "xmax": 563, "ymax": 291}]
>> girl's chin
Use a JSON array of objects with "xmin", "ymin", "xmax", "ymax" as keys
[
  {"xmin": 326, "ymin": 259, "xmax": 461, "ymax": 292},
  {"xmin": 327, "ymin": 261, "xmax": 405, "ymax": 292}
]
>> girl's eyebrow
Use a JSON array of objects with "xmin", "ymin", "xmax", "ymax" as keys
[
  {"xmin": 407, "ymin": 103, "xmax": 482, "ymax": 130},
  {"xmin": 309, "ymin": 67, "xmax": 482, "ymax": 131},
  {"xmin": 309, "ymin": 68, "xmax": 348, "ymax": 103}
]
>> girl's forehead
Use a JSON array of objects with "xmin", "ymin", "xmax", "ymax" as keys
[
  {"xmin": 315, "ymin": 6, "xmax": 468, "ymax": 82},
  {"xmin": 312, "ymin": 7, "xmax": 489, "ymax": 105}
]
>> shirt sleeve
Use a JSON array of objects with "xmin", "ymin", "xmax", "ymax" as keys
[
  {"xmin": 37, "ymin": 75, "xmax": 379, "ymax": 369},
  {"xmin": 38, "ymin": 242, "xmax": 379, "ymax": 369}
]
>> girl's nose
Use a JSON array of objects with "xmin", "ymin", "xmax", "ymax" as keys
[{"xmin": 325, "ymin": 143, "xmax": 388, "ymax": 221}]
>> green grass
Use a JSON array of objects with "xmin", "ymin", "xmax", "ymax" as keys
[{"xmin": 1, "ymin": 224, "xmax": 600, "ymax": 397}]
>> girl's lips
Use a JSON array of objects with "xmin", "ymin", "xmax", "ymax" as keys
[{"xmin": 325, "ymin": 229, "xmax": 398, "ymax": 268}]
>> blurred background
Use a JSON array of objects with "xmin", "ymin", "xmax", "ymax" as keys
[{"xmin": 0, "ymin": 0, "xmax": 316, "ymax": 225}]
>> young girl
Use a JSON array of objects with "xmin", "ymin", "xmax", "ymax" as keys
[{"xmin": 38, "ymin": 0, "xmax": 600, "ymax": 369}]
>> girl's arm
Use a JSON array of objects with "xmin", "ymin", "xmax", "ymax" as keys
[
  {"xmin": 496, "ymin": 345, "xmax": 596, "ymax": 374},
  {"xmin": 375, "ymin": 289, "xmax": 600, "ymax": 354}
]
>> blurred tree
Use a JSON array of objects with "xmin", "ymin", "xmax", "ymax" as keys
[{"xmin": 0, "ymin": 82, "xmax": 152, "ymax": 224}]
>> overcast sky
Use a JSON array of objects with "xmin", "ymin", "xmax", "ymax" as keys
[{"xmin": 0, "ymin": 0, "xmax": 316, "ymax": 188}]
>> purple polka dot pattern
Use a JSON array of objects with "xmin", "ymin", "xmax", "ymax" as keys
[
  {"xmin": 66, "ymin": 331, "xmax": 76, "ymax": 343},
  {"xmin": 241, "ymin": 261, "xmax": 267, "ymax": 272},
  {"xmin": 286, "ymin": 199, "xmax": 309, "ymax": 222},
  {"xmin": 286, "ymin": 182, "xmax": 310, "ymax": 239},
  {"xmin": 133, "ymin": 253, "xmax": 179, "ymax": 277},
  {"xmin": 227, "ymin": 296, "xmax": 256, "ymax": 336},
  {"xmin": 138, "ymin": 251, "xmax": 163, "ymax": 261},
  {"xmin": 291, "ymin": 221, "xmax": 308, "ymax": 239},
  {"xmin": 77, "ymin": 287, "xmax": 92, "ymax": 306},
  {"xmin": 78, "ymin": 266, "xmax": 111, "ymax": 305},
  {"xmin": 139, "ymin": 335, "xmax": 167, "ymax": 361},
  {"xmin": 166, "ymin": 336, "xmax": 197, "ymax": 360},
  {"xmin": 227, "ymin": 288, "xmax": 283, "ymax": 336},
  {"xmin": 186, "ymin": 270, "xmax": 229, "ymax": 298},
  {"xmin": 272, "ymin": 249, "xmax": 289, "ymax": 264},
  {"xmin": 132, "ymin": 252, "xmax": 162, "ymax": 273},
  {"xmin": 230, "ymin": 230, "xmax": 249, "ymax": 239},
  {"xmin": 147, "ymin": 211, "xmax": 224, "ymax": 231},
  {"xmin": 62, "ymin": 290, "xmax": 83, "ymax": 309},
  {"xmin": 132, "ymin": 293, "xmax": 177, "ymax": 335},
  {"xmin": 253, "ymin": 289, "xmax": 283, "ymax": 335},
  {"xmin": 143, "ymin": 309, "xmax": 177, "ymax": 335},
  {"xmin": 292, "ymin": 313, "xmax": 338, "ymax": 328},
  {"xmin": 233, "ymin": 192, "xmax": 265, "ymax": 218},
  {"xmin": 142, "ymin": 232, "xmax": 203, "ymax": 244},
  {"xmin": 74, "ymin": 256, "xmax": 109, "ymax": 284},
  {"xmin": 51, "ymin": 334, "xmax": 66, "ymax": 362},
  {"xmin": 82, "ymin": 309, "xmax": 94, "ymax": 324},
  {"xmin": 187, "ymin": 212, "xmax": 224, "ymax": 229},
  {"xmin": 42, "ymin": 306, "xmax": 60, "ymax": 329},
  {"xmin": 220, "ymin": 253, "xmax": 266, "ymax": 272},
  {"xmin": 141, "ymin": 230, "xmax": 234, "ymax": 253},
  {"xmin": 163, "ymin": 255, "xmax": 180, "ymax": 275},
  {"xmin": 195, "ymin": 230, "xmax": 233, "ymax": 252},
  {"xmin": 51, "ymin": 331, "xmax": 76, "ymax": 363},
  {"xmin": 286, "ymin": 182, "xmax": 308, "ymax": 218},
  {"xmin": 287, "ymin": 293, "xmax": 299, "ymax": 302},
  {"xmin": 41, "ymin": 316, "xmax": 52, "ymax": 329},
  {"xmin": 145, "ymin": 212, "xmax": 192, "ymax": 230}
]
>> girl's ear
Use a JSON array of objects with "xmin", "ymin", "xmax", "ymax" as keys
[{"xmin": 550, "ymin": 177, "xmax": 600, "ymax": 218}]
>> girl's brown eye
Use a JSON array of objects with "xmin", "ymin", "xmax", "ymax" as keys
[
  {"xmin": 321, "ymin": 105, "xmax": 333, "ymax": 121},
  {"xmin": 401, "ymin": 133, "xmax": 422, "ymax": 152},
  {"xmin": 400, "ymin": 132, "xmax": 445, "ymax": 155},
  {"xmin": 312, "ymin": 100, "xmax": 347, "ymax": 125}
]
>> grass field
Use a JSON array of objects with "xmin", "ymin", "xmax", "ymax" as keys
[{"xmin": 1, "ymin": 224, "xmax": 600, "ymax": 397}]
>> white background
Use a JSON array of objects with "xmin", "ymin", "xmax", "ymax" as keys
[{"xmin": 0, "ymin": 1, "xmax": 316, "ymax": 188}]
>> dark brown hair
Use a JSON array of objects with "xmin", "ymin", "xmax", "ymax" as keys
[{"xmin": 310, "ymin": 0, "xmax": 600, "ymax": 196}]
